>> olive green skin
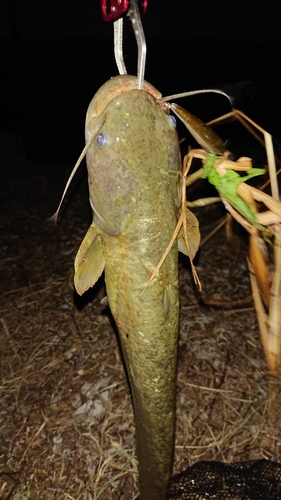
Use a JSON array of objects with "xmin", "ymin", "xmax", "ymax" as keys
[{"xmin": 77, "ymin": 76, "xmax": 182, "ymax": 499}]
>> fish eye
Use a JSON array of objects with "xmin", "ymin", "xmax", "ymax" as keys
[
  {"xmin": 97, "ymin": 132, "xmax": 107, "ymax": 148},
  {"xmin": 168, "ymin": 115, "xmax": 177, "ymax": 127}
]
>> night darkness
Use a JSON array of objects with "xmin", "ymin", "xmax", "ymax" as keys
[{"xmin": 1, "ymin": 0, "xmax": 281, "ymax": 162}]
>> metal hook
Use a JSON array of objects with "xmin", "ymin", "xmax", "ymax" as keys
[
  {"xmin": 114, "ymin": 18, "xmax": 127, "ymax": 75},
  {"xmin": 127, "ymin": 0, "xmax": 146, "ymax": 90},
  {"xmin": 113, "ymin": 0, "xmax": 147, "ymax": 89}
]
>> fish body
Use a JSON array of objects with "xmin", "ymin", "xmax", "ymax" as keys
[{"xmin": 75, "ymin": 75, "xmax": 182, "ymax": 499}]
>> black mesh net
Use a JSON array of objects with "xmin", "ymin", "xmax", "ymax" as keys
[{"xmin": 168, "ymin": 459, "xmax": 281, "ymax": 499}]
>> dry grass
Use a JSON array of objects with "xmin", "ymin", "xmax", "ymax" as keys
[{"xmin": 1, "ymin": 134, "xmax": 281, "ymax": 499}]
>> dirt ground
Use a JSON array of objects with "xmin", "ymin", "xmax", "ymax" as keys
[{"xmin": 1, "ymin": 131, "xmax": 281, "ymax": 500}]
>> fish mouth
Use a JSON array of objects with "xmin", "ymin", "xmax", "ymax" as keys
[{"xmin": 85, "ymin": 75, "xmax": 162, "ymax": 129}]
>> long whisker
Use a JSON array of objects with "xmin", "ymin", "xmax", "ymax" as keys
[
  {"xmin": 50, "ymin": 116, "xmax": 105, "ymax": 222},
  {"xmin": 159, "ymin": 88, "xmax": 233, "ymax": 105}
]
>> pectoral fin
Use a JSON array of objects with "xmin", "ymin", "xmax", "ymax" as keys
[
  {"xmin": 178, "ymin": 209, "xmax": 200, "ymax": 259},
  {"xmin": 74, "ymin": 224, "xmax": 105, "ymax": 295}
]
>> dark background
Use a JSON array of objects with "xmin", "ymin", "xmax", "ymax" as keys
[{"xmin": 1, "ymin": 0, "xmax": 281, "ymax": 162}]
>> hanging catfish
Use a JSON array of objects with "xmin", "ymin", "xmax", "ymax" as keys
[{"xmin": 72, "ymin": 74, "xmax": 200, "ymax": 500}]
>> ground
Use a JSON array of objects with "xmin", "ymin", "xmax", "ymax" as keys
[{"xmin": 0, "ymin": 131, "xmax": 281, "ymax": 500}]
